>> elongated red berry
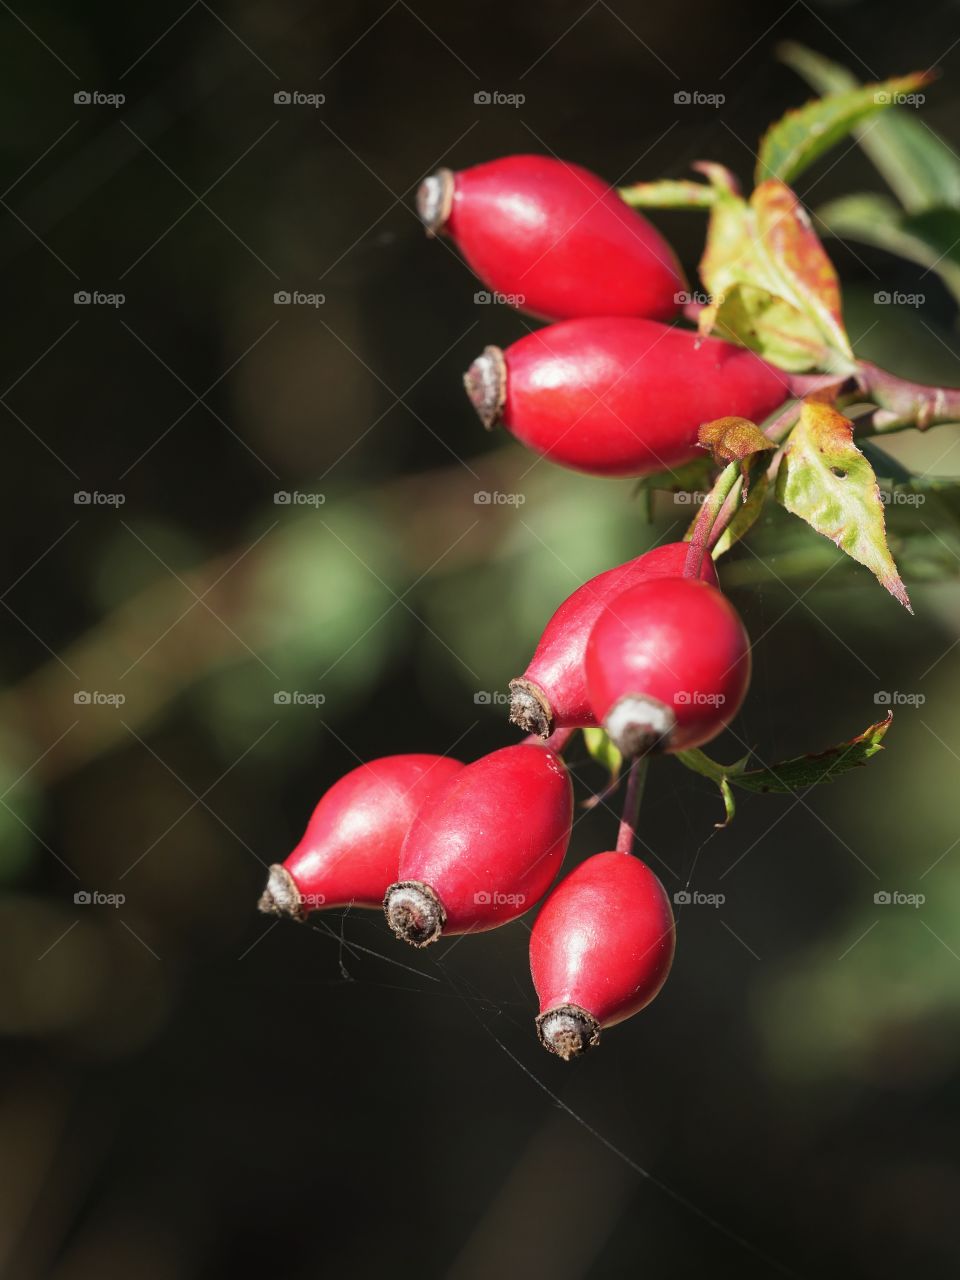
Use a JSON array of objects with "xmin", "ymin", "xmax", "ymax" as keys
[
  {"xmin": 530, "ymin": 852, "xmax": 675, "ymax": 1059},
  {"xmin": 418, "ymin": 154, "xmax": 685, "ymax": 322},
  {"xmin": 258, "ymin": 754, "xmax": 464, "ymax": 920},
  {"xmin": 464, "ymin": 317, "xmax": 788, "ymax": 476},
  {"xmin": 384, "ymin": 743, "xmax": 572, "ymax": 947},
  {"xmin": 585, "ymin": 577, "xmax": 751, "ymax": 755},
  {"xmin": 510, "ymin": 541, "xmax": 718, "ymax": 738}
]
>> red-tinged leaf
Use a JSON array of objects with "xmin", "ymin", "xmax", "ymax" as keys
[
  {"xmin": 752, "ymin": 180, "xmax": 853, "ymax": 363},
  {"xmin": 776, "ymin": 400, "xmax": 912, "ymax": 610}
]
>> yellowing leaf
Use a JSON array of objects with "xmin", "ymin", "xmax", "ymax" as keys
[
  {"xmin": 697, "ymin": 181, "xmax": 854, "ymax": 372},
  {"xmin": 752, "ymin": 181, "xmax": 852, "ymax": 362},
  {"xmin": 776, "ymin": 401, "xmax": 912, "ymax": 610}
]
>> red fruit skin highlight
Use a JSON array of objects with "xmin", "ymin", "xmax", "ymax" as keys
[
  {"xmin": 530, "ymin": 852, "xmax": 676, "ymax": 1059},
  {"xmin": 510, "ymin": 541, "xmax": 719, "ymax": 738},
  {"xmin": 259, "ymin": 754, "xmax": 464, "ymax": 919},
  {"xmin": 585, "ymin": 577, "xmax": 752, "ymax": 754},
  {"xmin": 421, "ymin": 154, "xmax": 685, "ymax": 322},
  {"xmin": 384, "ymin": 743, "xmax": 573, "ymax": 946},
  {"xmin": 467, "ymin": 317, "xmax": 789, "ymax": 477}
]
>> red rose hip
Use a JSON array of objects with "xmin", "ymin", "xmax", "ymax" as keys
[
  {"xmin": 464, "ymin": 317, "xmax": 789, "ymax": 476},
  {"xmin": 585, "ymin": 577, "xmax": 752, "ymax": 755},
  {"xmin": 418, "ymin": 154, "xmax": 685, "ymax": 322},
  {"xmin": 258, "ymin": 754, "xmax": 464, "ymax": 920},
  {"xmin": 510, "ymin": 542, "xmax": 718, "ymax": 738},
  {"xmin": 531, "ymin": 852, "xmax": 676, "ymax": 1059},
  {"xmin": 384, "ymin": 743, "xmax": 572, "ymax": 947}
]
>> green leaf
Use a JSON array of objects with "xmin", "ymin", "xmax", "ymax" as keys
[
  {"xmin": 582, "ymin": 727, "xmax": 622, "ymax": 783},
  {"xmin": 712, "ymin": 468, "xmax": 772, "ymax": 557},
  {"xmin": 776, "ymin": 400, "xmax": 911, "ymax": 610},
  {"xmin": 698, "ymin": 181, "xmax": 854, "ymax": 372},
  {"xmin": 779, "ymin": 42, "xmax": 960, "ymax": 213},
  {"xmin": 815, "ymin": 194, "xmax": 960, "ymax": 305},
  {"xmin": 675, "ymin": 713, "xmax": 892, "ymax": 820},
  {"xmin": 731, "ymin": 713, "xmax": 892, "ymax": 793},
  {"xmin": 756, "ymin": 66, "xmax": 932, "ymax": 188},
  {"xmin": 618, "ymin": 179, "xmax": 715, "ymax": 209}
]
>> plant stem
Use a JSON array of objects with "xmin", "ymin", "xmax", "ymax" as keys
[
  {"xmin": 616, "ymin": 756, "xmax": 649, "ymax": 855},
  {"xmin": 855, "ymin": 361, "xmax": 960, "ymax": 431},
  {"xmin": 683, "ymin": 462, "xmax": 740, "ymax": 578},
  {"xmin": 706, "ymin": 473, "xmax": 745, "ymax": 552}
]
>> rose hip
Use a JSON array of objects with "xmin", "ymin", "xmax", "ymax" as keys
[
  {"xmin": 530, "ymin": 851, "xmax": 676, "ymax": 1059},
  {"xmin": 510, "ymin": 542, "xmax": 718, "ymax": 738},
  {"xmin": 464, "ymin": 317, "xmax": 789, "ymax": 476},
  {"xmin": 585, "ymin": 577, "xmax": 752, "ymax": 755},
  {"xmin": 258, "ymin": 754, "xmax": 464, "ymax": 920},
  {"xmin": 417, "ymin": 154, "xmax": 685, "ymax": 322},
  {"xmin": 383, "ymin": 743, "xmax": 572, "ymax": 947}
]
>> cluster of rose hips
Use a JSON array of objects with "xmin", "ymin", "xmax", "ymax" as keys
[{"xmin": 260, "ymin": 154, "xmax": 761, "ymax": 1059}]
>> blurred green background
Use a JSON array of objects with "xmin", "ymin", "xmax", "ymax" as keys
[{"xmin": 2, "ymin": 1, "xmax": 960, "ymax": 1277}]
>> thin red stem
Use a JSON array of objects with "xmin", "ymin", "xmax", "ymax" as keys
[
  {"xmin": 683, "ymin": 462, "xmax": 739, "ymax": 579},
  {"xmin": 615, "ymin": 756, "xmax": 649, "ymax": 855}
]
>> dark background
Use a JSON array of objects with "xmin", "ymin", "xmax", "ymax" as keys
[{"xmin": 2, "ymin": 1, "xmax": 960, "ymax": 1277}]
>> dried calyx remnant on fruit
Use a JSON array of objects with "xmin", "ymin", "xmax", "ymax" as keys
[
  {"xmin": 383, "ymin": 742, "xmax": 573, "ymax": 947},
  {"xmin": 585, "ymin": 577, "xmax": 752, "ymax": 755},
  {"xmin": 463, "ymin": 318, "xmax": 789, "ymax": 477},
  {"xmin": 258, "ymin": 754, "xmax": 464, "ymax": 920},
  {"xmin": 417, "ymin": 154, "xmax": 685, "ymax": 322},
  {"xmin": 509, "ymin": 542, "xmax": 718, "ymax": 739}
]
